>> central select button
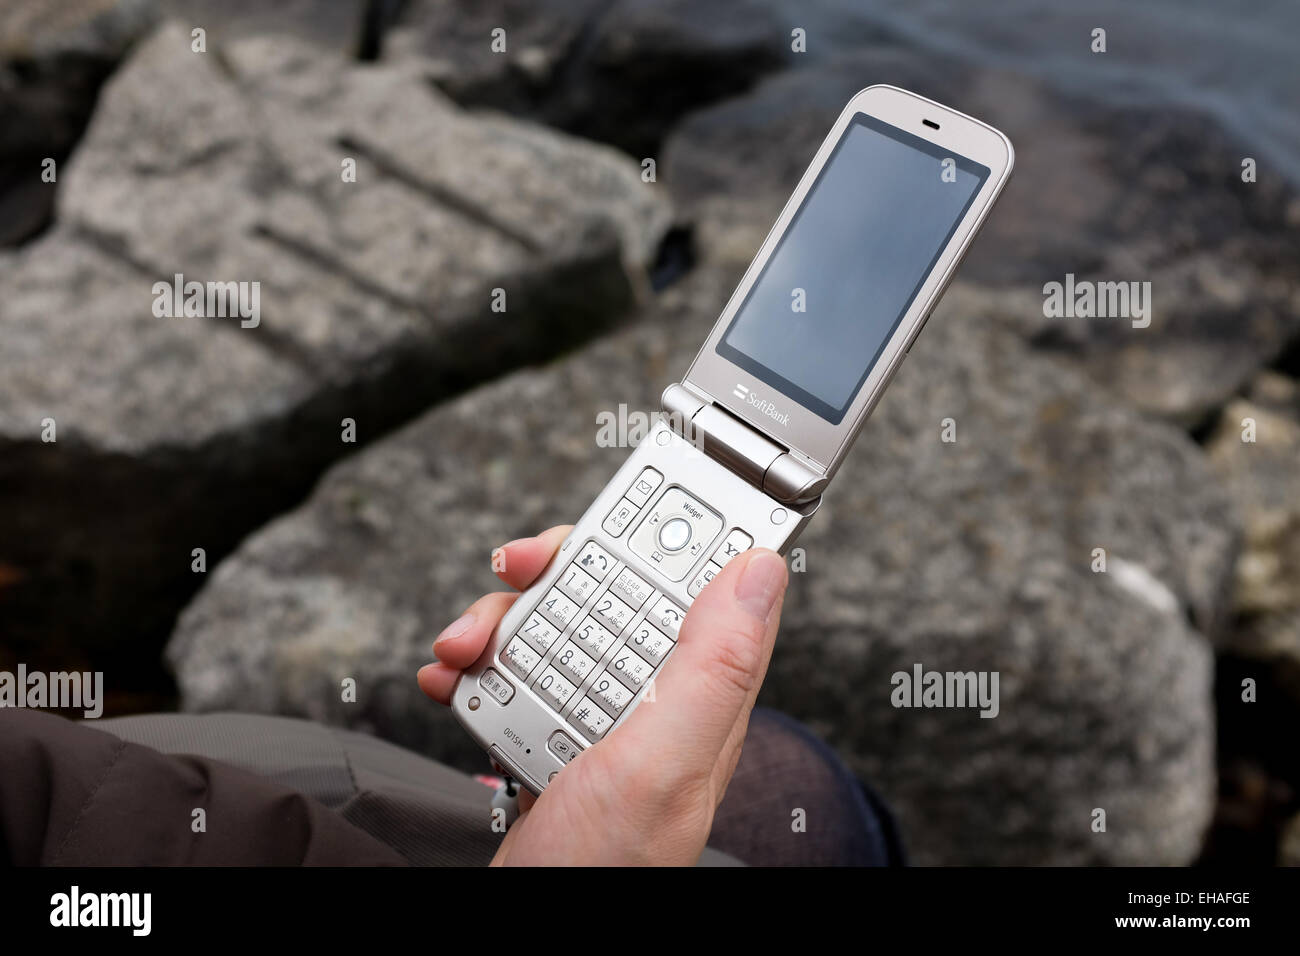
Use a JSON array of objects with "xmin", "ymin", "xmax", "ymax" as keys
[{"xmin": 657, "ymin": 517, "xmax": 692, "ymax": 552}]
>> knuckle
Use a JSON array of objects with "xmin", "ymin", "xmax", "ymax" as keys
[{"xmin": 699, "ymin": 626, "xmax": 763, "ymax": 698}]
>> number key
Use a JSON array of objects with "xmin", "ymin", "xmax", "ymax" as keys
[
  {"xmin": 627, "ymin": 620, "xmax": 674, "ymax": 665},
  {"xmin": 593, "ymin": 592, "xmax": 636, "ymax": 633},
  {"xmin": 572, "ymin": 615, "xmax": 617, "ymax": 658},
  {"xmin": 516, "ymin": 612, "xmax": 561, "ymax": 653},
  {"xmin": 554, "ymin": 640, "xmax": 596, "ymax": 684},
  {"xmin": 590, "ymin": 670, "xmax": 633, "ymax": 715},
  {"xmin": 609, "ymin": 648, "xmax": 653, "ymax": 689},
  {"xmin": 558, "ymin": 563, "xmax": 598, "ymax": 604},
  {"xmin": 533, "ymin": 666, "xmax": 578, "ymax": 710},
  {"xmin": 538, "ymin": 587, "xmax": 581, "ymax": 630}
]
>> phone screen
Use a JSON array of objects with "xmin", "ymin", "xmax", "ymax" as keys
[{"xmin": 716, "ymin": 114, "xmax": 989, "ymax": 424}]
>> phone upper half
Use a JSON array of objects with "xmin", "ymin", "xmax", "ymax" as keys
[{"xmin": 683, "ymin": 84, "xmax": 1014, "ymax": 479}]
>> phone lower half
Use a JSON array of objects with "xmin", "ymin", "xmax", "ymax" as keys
[{"xmin": 450, "ymin": 418, "xmax": 818, "ymax": 794}]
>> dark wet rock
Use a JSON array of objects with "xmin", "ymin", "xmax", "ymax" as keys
[
  {"xmin": 387, "ymin": 0, "xmax": 790, "ymax": 158},
  {"xmin": 0, "ymin": 0, "xmax": 158, "ymax": 245},
  {"xmin": 0, "ymin": 23, "xmax": 669, "ymax": 693},
  {"xmin": 168, "ymin": 267, "xmax": 1233, "ymax": 864},
  {"xmin": 663, "ymin": 49, "xmax": 1300, "ymax": 427}
]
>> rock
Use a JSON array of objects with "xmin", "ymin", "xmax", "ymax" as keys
[
  {"xmin": 0, "ymin": 23, "xmax": 670, "ymax": 694},
  {"xmin": 386, "ymin": 0, "xmax": 790, "ymax": 158},
  {"xmin": 1206, "ymin": 374, "xmax": 1300, "ymax": 707},
  {"xmin": 663, "ymin": 49, "xmax": 1300, "ymax": 427},
  {"xmin": 1281, "ymin": 812, "xmax": 1300, "ymax": 866},
  {"xmin": 168, "ymin": 265, "xmax": 1233, "ymax": 864},
  {"xmin": 156, "ymin": 0, "xmax": 380, "ymax": 57},
  {"xmin": 0, "ymin": 0, "xmax": 159, "ymax": 244}
]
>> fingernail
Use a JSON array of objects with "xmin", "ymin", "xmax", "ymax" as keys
[
  {"xmin": 492, "ymin": 539, "xmax": 528, "ymax": 572},
  {"xmin": 433, "ymin": 613, "xmax": 475, "ymax": 650},
  {"xmin": 735, "ymin": 551, "xmax": 786, "ymax": 619}
]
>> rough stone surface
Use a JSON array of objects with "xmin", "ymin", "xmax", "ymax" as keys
[
  {"xmin": 0, "ymin": 23, "xmax": 670, "ymax": 688},
  {"xmin": 663, "ymin": 49, "xmax": 1300, "ymax": 427},
  {"xmin": 168, "ymin": 265, "xmax": 1234, "ymax": 864},
  {"xmin": 387, "ymin": 0, "xmax": 790, "ymax": 158},
  {"xmin": 1207, "ymin": 373, "xmax": 1300, "ymax": 706},
  {"xmin": 0, "ymin": 0, "xmax": 159, "ymax": 244}
]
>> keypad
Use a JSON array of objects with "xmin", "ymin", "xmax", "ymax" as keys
[{"xmin": 497, "ymin": 479, "xmax": 753, "ymax": 745}]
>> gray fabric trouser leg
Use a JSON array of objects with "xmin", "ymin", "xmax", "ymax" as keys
[{"xmin": 98, "ymin": 712, "xmax": 743, "ymax": 866}]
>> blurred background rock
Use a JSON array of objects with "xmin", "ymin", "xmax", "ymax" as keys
[{"xmin": 1, "ymin": 0, "xmax": 1297, "ymax": 865}]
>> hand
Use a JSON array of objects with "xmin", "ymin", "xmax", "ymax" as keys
[{"xmin": 417, "ymin": 526, "xmax": 789, "ymax": 865}]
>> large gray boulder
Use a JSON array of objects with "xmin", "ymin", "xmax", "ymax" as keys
[
  {"xmin": 0, "ymin": 23, "xmax": 669, "ymax": 687},
  {"xmin": 663, "ymin": 49, "xmax": 1300, "ymax": 428},
  {"xmin": 168, "ymin": 262, "xmax": 1234, "ymax": 864}
]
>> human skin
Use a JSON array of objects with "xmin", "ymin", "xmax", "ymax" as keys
[{"xmin": 417, "ymin": 525, "xmax": 789, "ymax": 866}]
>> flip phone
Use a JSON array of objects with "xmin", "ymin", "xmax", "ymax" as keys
[{"xmin": 451, "ymin": 86, "xmax": 1014, "ymax": 793}]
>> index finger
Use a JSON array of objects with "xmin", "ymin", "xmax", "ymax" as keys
[{"xmin": 492, "ymin": 525, "xmax": 573, "ymax": 591}]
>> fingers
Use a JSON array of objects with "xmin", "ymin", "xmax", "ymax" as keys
[
  {"xmin": 418, "ymin": 526, "xmax": 572, "ymax": 707},
  {"xmin": 416, "ymin": 662, "xmax": 460, "ymax": 706},
  {"xmin": 428, "ymin": 591, "xmax": 520, "ymax": 670},
  {"xmin": 616, "ymin": 548, "xmax": 788, "ymax": 800},
  {"xmin": 415, "ymin": 588, "xmax": 519, "ymax": 705},
  {"xmin": 492, "ymin": 525, "xmax": 573, "ymax": 591}
]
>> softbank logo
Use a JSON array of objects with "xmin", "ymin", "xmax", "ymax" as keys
[
  {"xmin": 733, "ymin": 383, "xmax": 790, "ymax": 426},
  {"xmin": 50, "ymin": 886, "xmax": 151, "ymax": 936}
]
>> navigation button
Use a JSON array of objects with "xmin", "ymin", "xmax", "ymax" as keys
[{"xmin": 658, "ymin": 517, "xmax": 692, "ymax": 552}]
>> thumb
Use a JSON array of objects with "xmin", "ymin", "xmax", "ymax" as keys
[{"xmin": 617, "ymin": 548, "xmax": 788, "ymax": 792}]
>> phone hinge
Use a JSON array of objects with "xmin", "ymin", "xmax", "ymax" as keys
[{"xmin": 662, "ymin": 383, "xmax": 828, "ymax": 505}]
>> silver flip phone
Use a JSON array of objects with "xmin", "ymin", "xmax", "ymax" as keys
[{"xmin": 451, "ymin": 86, "xmax": 1014, "ymax": 794}]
